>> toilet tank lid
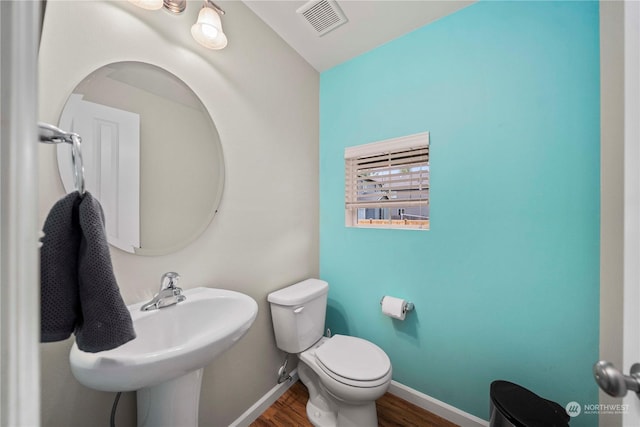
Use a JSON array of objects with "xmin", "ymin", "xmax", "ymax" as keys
[{"xmin": 267, "ymin": 279, "xmax": 329, "ymax": 306}]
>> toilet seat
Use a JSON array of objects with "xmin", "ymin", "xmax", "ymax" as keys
[{"xmin": 315, "ymin": 335, "xmax": 391, "ymax": 388}]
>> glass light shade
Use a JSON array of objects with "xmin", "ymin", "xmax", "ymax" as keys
[
  {"xmin": 191, "ymin": 7, "xmax": 228, "ymax": 50},
  {"xmin": 128, "ymin": 0, "xmax": 163, "ymax": 11}
]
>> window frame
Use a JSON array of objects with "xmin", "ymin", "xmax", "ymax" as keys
[{"xmin": 344, "ymin": 132, "xmax": 430, "ymax": 230}]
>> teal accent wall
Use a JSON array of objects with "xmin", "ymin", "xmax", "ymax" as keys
[{"xmin": 319, "ymin": 1, "xmax": 600, "ymax": 424}]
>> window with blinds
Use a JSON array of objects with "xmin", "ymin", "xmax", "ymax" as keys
[{"xmin": 345, "ymin": 132, "xmax": 429, "ymax": 229}]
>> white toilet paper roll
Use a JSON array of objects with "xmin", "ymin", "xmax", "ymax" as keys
[{"xmin": 381, "ymin": 296, "xmax": 406, "ymax": 320}]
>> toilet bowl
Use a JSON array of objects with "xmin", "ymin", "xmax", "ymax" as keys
[
  {"xmin": 299, "ymin": 335, "xmax": 392, "ymax": 427},
  {"xmin": 268, "ymin": 279, "xmax": 392, "ymax": 427}
]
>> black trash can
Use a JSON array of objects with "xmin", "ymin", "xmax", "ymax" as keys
[{"xmin": 489, "ymin": 380, "xmax": 570, "ymax": 427}]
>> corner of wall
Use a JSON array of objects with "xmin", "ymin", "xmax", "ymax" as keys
[{"xmin": 599, "ymin": 1, "xmax": 625, "ymax": 426}]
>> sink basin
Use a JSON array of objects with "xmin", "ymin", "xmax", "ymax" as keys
[
  {"xmin": 70, "ymin": 287, "xmax": 257, "ymax": 426},
  {"xmin": 70, "ymin": 287, "xmax": 258, "ymax": 391}
]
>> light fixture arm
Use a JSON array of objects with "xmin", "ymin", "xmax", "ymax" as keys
[{"xmin": 205, "ymin": 0, "xmax": 225, "ymax": 15}]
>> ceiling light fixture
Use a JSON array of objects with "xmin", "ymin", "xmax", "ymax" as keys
[
  {"xmin": 128, "ymin": 0, "xmax": 227, "ymax": 50},
  {"xmin": 191, "ymin": 1, "xmax": 227, "ymax": 50}
]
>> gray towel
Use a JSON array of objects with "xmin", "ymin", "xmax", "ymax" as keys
[
  {"xmin": 40, "ymin": 192, "xmax": 82, "ymax": 342},
  {"xmin": 41, "ymin": 191, "xmax": 135, "ymax": 352}
]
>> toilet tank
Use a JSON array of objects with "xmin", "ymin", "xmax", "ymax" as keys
[{"xmin": 267, "ymin": 279, "xmax": 328, "ymax": 353}]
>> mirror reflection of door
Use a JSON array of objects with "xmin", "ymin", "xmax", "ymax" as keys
[
  {"xmin": 58, "ymin": 93, "xmax": 141, "ymax": 253},
  {"xmin": 55, "ymin": 61, "xmax": 225, "ymax": 256}
]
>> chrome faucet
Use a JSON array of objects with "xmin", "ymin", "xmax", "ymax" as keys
[{"xmin": 140, "ymin": 272, "xmax": 186, "ymax": 311}]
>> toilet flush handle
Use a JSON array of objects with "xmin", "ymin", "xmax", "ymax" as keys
[
  {"xmin": 294, "ymin": 306, "xmax": 304, "ymax": 314},
  {"xmin": 593, "ymin": 360, "xmax": 640, "ymax": 398}
]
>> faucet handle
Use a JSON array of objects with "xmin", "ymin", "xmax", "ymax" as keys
[{"xmin": 160, "ymin": 272, "xmax": 180, "ymax": 290}]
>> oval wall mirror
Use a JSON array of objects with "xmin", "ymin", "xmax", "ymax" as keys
[{"xmin": 57, "ymin": 61, "xmax": 225, "ymax": 256}]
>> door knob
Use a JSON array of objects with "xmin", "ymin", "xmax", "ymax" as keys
[{"xmin": 593, "ymin": 360, "xmax": 640, "ymax": 397}]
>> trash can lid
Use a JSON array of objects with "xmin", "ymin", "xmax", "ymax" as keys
[{"xmin": 490, "ymin": 380, "xmax": 570, "ymax": 427}]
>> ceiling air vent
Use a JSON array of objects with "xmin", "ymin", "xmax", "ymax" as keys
[{"xmin": 297, "ymin": 0, "xmax": 348, "ymax": 37}]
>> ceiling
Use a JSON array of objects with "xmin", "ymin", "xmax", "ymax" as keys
[{"xmin": 242, "ymin": 0, "xmax": 475, "ymax": 72}]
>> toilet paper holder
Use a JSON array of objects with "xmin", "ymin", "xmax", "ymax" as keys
[{"xmin": 380, "ymin": 297, "xmax": 415, "ymax": 314}]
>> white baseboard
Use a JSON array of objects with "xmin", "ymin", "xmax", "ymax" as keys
[
  {"xmin": 388, "ymin": 381, "xmax": 489, "ymax": 427},
  {"xmin": 229, "ymin": 369, "xmax": 300, "ymax": 427}
]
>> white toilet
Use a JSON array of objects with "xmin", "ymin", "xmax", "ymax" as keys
[{"xmin": 268, "ymin": 278, "xmax": 392, "ymax": 427}]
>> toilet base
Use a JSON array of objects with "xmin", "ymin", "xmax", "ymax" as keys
[
  {"xmin": 299, "ymin": 358, "xmax": 380, "ymax": 427},
  {"xmin": 306, "ymin": 399, "xmax": 337, "ymax": 427},
  {"xmin": 335, "ymin": 401, "xmax": 378, "ymax": 427},
  {"xmin": 305, "ymin": 399, "xmax": 378, "ymax": 427}
]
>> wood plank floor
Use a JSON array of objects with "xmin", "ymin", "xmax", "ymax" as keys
[{"xmin": 250, "ymin": 381, "xmax": 459, "ymax": 427}]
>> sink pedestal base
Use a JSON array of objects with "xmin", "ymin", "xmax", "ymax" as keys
[{"xmin": 136, "ymin": 368, "xmax": 204, "ymax": 427}]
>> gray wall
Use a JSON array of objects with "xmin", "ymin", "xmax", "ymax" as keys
[{"xmin": 38, "ymin": 1, "xmax": 319, "ymax": 426}]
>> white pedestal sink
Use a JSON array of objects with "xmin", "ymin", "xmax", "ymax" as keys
[{"xmin": 69, "ymin": 287, "xmax": 258, "ymax": 427}]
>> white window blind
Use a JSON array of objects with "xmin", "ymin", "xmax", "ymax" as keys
[{"xmin": 345, "ymin": 132, "xmax": 429, "ymax": 229}]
